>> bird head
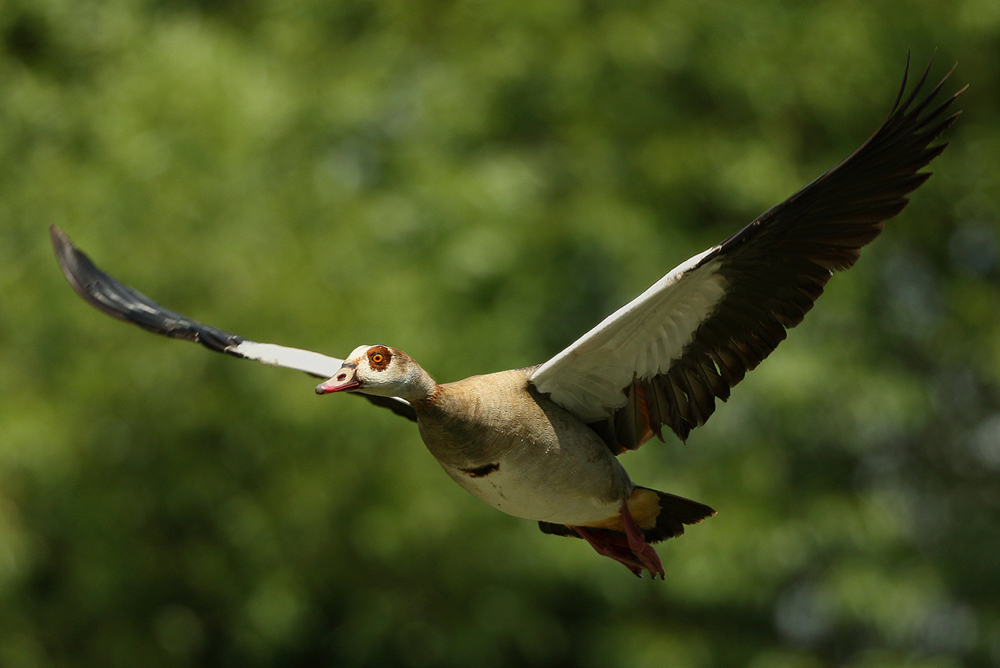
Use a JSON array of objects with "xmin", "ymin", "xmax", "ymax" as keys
[{"xmin": 315, "ymin": 345, "xmax": 434, "ymax": 403}]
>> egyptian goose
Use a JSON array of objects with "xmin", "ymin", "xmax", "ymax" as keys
[{"xmin": 51, "ymin": 59, "xmax": 963, "ymax": 578}]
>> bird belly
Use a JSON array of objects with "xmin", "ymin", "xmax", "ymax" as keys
[{"xmin": 439, "ymin": 454, "xmax": 628, "ymax": 526}]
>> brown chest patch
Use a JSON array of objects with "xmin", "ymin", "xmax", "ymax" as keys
[{"xmin": 459, "ymin": 462, "xmax": 500, "ymax": 478}]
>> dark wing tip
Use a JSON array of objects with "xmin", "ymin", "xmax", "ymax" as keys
[
  {"xmin": 51, "ymin": 224, "xmax": 136, "ymax": 323},
  {"xmin": 50, "ymin": 226, "xmax": 242, "ymax": 353}
]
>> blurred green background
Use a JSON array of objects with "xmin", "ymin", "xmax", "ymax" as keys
[{"xmin": 2, "ymin": 0, "xmax": 999, "ymax": 666}]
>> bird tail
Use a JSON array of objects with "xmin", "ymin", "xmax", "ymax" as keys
[
  {"xmin": 637, "ymin": 488, "xmax": 716, "ymax": 543},
  {"xmin": 537, "ymin": 487, "xmax": 715, "ymax": 543}
]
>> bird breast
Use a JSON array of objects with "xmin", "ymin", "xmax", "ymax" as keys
[{"xmin": 414, "ymin": 368, "xmax": 634, "ymax": 525}]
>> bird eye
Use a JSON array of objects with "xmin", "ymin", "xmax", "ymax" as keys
[{"xmin": 367, "ymin": 346, "xmax": 392, "ymax": 370}]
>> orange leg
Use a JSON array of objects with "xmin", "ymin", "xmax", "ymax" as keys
[
  {"xmin": 573, "ymin": 501, "xmax": 665, "ymax": 579},
  {"xmin": 617, "ymin": 500, "xmax": 664, "ymax": 578}
]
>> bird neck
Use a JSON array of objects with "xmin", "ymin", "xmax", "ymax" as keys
[{"xmin": 397, "ymin": 364, "xmax": 439, "ymax": 404}]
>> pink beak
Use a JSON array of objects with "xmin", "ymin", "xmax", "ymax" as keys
[{"xmin": 315, "ymin": 364, "xmax": 361, "ymax": 394}]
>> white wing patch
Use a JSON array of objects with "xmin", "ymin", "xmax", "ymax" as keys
[
  {"xmin": 531, "ymin": 249, "xmax": 727, "ymax": 421},
  {"xmin": 230, "ymin": 341, "xmax": 344, "ymax": 378}
]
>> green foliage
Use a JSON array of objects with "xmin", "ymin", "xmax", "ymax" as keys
[{"xmin": 2, "ymin": 0, "xmax": 999, "ymax": 666}]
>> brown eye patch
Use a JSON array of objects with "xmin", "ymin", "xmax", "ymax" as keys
[{"xmin": 367, "ymin": 346, "xmax": 392, "ymax": 371}]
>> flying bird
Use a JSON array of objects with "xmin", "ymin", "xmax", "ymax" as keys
[{"xmin": 52, "ymin": 59, "xmax": 963, "ymax": 578}]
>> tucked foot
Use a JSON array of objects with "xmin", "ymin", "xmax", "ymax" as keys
[
  {"xmin": 617, "ymin": 499, "xmax": 665, "ymax": 579},
  {"xmin": 573, "ymin": 502, "xmax": 665, "ymax": 579},
  {"xmin": 573, "ymin": 526, "xmax": 648, "ymax": 577}
]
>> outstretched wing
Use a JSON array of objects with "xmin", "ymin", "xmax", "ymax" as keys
[
  {"xmin": 50, "ymin": 226, "xmax": 417, "ymax": 422},
  {"xmin": 530, "ymin": 57, "xmax": 964, "ymax": 451}
]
